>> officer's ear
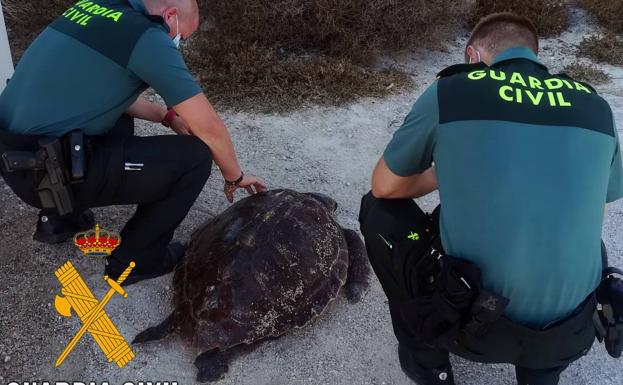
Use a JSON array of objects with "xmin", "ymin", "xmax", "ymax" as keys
[
  {"xmin": 465, "ymin": 46, "xmax": 481, "ymax": 64},
  {"xmin": 161, "ymin": 7, "xmax": 179, "ymax": 33}
]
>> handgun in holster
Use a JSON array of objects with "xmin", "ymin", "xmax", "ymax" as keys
[
  {"xmin": 1, "ymin": 130, "xmax": 86, "ymax": 216},
  {"xmin": 594, "ymin": 266, "xmax": 623, "ymax": 358}
]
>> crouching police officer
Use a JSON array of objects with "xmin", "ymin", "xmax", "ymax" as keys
[
  {"xmin": 0, "ymin": 0, "xmax": 266, "ymax": 285},
  {"xmin": 359, "ymin": 13, "xmax": 623, "ymax": 385}
]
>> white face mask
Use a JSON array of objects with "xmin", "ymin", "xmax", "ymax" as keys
[
  {"xmin": 172, "ymin": 14, "xmax": 181, "ymax": 48},
  {"xmin": 468, "ymin": 50, "xmax": 481, "ymax": 64}
]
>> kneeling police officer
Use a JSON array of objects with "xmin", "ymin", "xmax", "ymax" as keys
[
  {"xmin": 359, "ymin": 13, "xmax": 623, "ymax": 385},
  {"xmin": 0, "ymin": 0, "xmax": 266, "ymax": 285}
]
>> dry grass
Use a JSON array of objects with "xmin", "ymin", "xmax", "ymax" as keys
[
  {"xmin": 579, "ymin": 34, "xmax": 623, "ymax": 66},
  {"xmin": 580, "ymin": 0, "xmax": 623, "ymax": 34},
  {"xmin": 563, "ymin": 61, "xmax": 610, "ymax": 85},
  {"xmin": 468, "ymin": 0, "xmax": 570, "ymax": 37},
  {"xmin": 1, "ymin": 0, "xmax": 474, "ymax": 112},
  {"xmin": 2, "ymin": 0, "xmax": 71, "ymax": 60},
  {"xmin": 186, "ymin": 40, "xmax": 411, "ymax": 112},
  {"xmin": 187, "ymin": 0, "xmax": 471, "ymax": 111},
  {"xmin": 198, "ymin": 0, "xmax": 468, "ymax": 64}
]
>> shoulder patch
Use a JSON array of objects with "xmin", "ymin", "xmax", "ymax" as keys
[
  {"xmin": 49, "ymin": 0, "xmax": 166, "ymax": 68},
  {"xmin": 437, "ymin": 63, "xmax": 488, "ymax": 79},
  {"xmin": 436, "ymin": 61, "xmax": 615, "ymax": 137}
]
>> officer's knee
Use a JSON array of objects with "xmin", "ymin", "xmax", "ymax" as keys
[
  {"xmin": 176, "ymin": 136, "xmax": 213, "ymax": 172},
  {"xmin": 359, "ymin": 190, "xmax": 379, "ymax": 215},
  {"xmin": 185, "ymin": 137, "xmax": 213, "ymax": 182},
  {"xmin": 187, "ymin": 136, "xmax": 213, "ymax": 163},
  {"xmin": 358, "ymin": 191, "xmax": 377, "ymax": 229}
]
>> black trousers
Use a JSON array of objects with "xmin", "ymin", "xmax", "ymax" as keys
[
  {"xmin": 358, "ymin": 192, "xmax": 596, "ymax": 385},
  {"xmin": 1, "ymin": 116, "xmax": 213, "ymax": 275}
]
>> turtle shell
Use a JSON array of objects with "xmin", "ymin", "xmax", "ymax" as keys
[{"xmin": 172, "ymin": 189, "xmax": 349, "ymax": 350}]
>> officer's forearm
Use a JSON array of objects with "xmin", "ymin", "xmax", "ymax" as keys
[
  {"xmin": 410, "ymin": 167, "xmax": 439, "ymax": 198},
  {"xmin": 173, "ymin": 94, "xmax": 243, "ymax": 181},
  {"xmin": 198, "ymin": 128, "xmax": 242, "ymax": 181},
  {"xmin": 372, "ymin": 159, "xmax": 438, "ymax": 199},
  {"xmin": 126, "ymin": 96, "xmax": 166, "ymax": 123}
]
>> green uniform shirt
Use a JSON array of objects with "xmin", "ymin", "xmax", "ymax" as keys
[
  {"xmin": 0, "ymin": 0, "xmax": 202, "ymax": 137},
  {"xmin": 384, "ymin": 46, "xmax": 623, "ymax": 327}
]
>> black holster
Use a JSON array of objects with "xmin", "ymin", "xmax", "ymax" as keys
[
  {"xmin": 36, "ymin": 137, "xmax": 74, "ymax": 215},
  {"xmin": 1, "ymin": 130, "xmax": 87, "ymax": 216}
]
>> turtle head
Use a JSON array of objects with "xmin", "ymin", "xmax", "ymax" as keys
[{"xmin": 305, "ymin": 193, "xmax": 338, "ymax": 213}]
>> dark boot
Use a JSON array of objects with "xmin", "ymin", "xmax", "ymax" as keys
[
  {"xmin": 33, "ymin": 209, "xmax": 95, "ymax": 244},
  {"xmin": 105, "ymin": 242, "xmax": 187, "ymax": 286},
  {"xmin": 399, "ymin": 344, "xmax": 455, "ymax": 385}
]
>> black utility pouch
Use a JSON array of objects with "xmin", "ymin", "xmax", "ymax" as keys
[
  {"xmin": 402, "ymin": 254, "xmax": 482, "ymax": 345},
  {"xmin": 595, "ymin": 267, "xmax": 623, "ymax": 358}
]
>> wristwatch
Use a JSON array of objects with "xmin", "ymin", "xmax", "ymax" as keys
[{"xmin": 161, "ymin": 108, "xmax": 177, "ymax": 128}]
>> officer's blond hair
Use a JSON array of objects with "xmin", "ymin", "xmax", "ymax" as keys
[{"xmin": 467, "ymin": 13, "xmax": 539, "ymax": 61}]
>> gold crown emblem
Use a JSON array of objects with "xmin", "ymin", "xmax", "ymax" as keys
[{"xmin": 73, "ymin": 225, "xmax": 121, "ymax": 257}]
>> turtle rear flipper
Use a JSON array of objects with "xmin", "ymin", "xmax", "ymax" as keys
[
  {"xmin": 342, "ymin": 228, "xmax": 371, "ymax": 303},
  {"xmin": 132, "ymin": 313, "xmax": 176, "ymax": 344}
]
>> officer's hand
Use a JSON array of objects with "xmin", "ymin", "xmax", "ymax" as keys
[
  {"xmin": 170, "ymin": 115, "xmax": 192, "ymax": 135},
  {"xmin": 224, "ymin": 174, "xmax": 268, "ymax": 203}
]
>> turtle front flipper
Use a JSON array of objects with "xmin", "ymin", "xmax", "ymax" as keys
[
  {"xmin": 342, "ymin": 228, "xmax": 371, "ymax": 303},
  {"xmin": 195, "ymin": 343, "xmax": 264, "ymax": 382},
  {"xmin": 132, "ymin": 313, "xmax": 176, "ymax": 344}
]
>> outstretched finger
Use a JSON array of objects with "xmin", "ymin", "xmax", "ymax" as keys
[{"xmin": 254, "ymin": 180, "xmax": 268, "ymax": 192}]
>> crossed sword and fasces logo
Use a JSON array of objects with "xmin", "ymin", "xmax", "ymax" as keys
[{"xmin": 53, "ymin": 225, "xmax": 136, "ymax": 368}]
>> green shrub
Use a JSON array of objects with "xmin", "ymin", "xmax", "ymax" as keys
[
  {"xmin": 580, "ymin": 0, "xmax": 623, "ymax": 34},
  {"xmin": 468, "ymin": 0, "xmax": 570, "ymax": 37}
]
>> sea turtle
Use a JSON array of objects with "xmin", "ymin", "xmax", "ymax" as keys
[{"xmin": 133, "ymin": 189, "xmax": 370, "ymax": 382}]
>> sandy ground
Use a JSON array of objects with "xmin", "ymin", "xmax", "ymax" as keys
[{"xmin": 1, "ymin": 6, "xmax": 623, "ymax": 385}]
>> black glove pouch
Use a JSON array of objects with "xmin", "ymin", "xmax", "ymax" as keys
[{"xmin": 401, "ymin": 252, "xmax": 482, "ymax": 345}]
